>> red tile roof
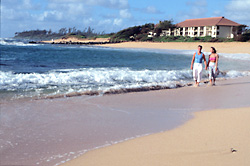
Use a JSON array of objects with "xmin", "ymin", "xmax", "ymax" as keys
[{"xmin": 176, "ymin": 16, "xmax": 241, "ymax": 27}]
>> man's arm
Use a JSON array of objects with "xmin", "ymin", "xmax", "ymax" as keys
[{"xmin": 191, "ymin": 53, "xmax": 195, "ymax": 70}]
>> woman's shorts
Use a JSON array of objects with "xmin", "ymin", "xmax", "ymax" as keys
[{"xmin": 209, "ymin": 62, "xmax": 219, "ymax": 79}]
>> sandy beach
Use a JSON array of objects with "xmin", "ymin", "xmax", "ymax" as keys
[
  {"xmin": 2, "ymin": 76, "xmax": 250, "ymax": 165},
  {"xmin": 42, "ymin": 37, "xmax": 250, "ymax": 54},
  {"xmin": 2, "ymin": 1, "xmax": 250, "ymax": 165},
  {"xmin": 63, "ymin": 107, "xmax": 250, "ymax": 166},
  {"xmin": 59, "ymin": 76, "xmax": 250, "ymax": 166},
  {"xmin": 100, "ymin": 41, "xmax": 250, "ymax": 54}
]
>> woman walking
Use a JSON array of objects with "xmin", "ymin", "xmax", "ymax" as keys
[
  {"xmin": 190, "ymin": 45, "xmax": 207, "ymax": 87},
  {"xmin": 207, "ymin": 47, "xmax": 219, "ymax": 86}
]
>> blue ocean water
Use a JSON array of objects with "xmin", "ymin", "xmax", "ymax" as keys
[{"xmin": 1, "ymin": 38, "xmax": 250, "ymax": 100}]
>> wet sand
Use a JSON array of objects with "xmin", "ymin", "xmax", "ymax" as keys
[
  {"xmin": 64, "ymin": 107, "xmax": 250, "ymax": 166},
  {"xmin": 1, "ymin": 76, "xmax": 250, "ymax": 165},
  {"xmin": 99, "ymin": 41, "xmax": 250, "ymax": 54}
]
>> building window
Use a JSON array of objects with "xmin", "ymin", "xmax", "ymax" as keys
[
  {"xmin": 217, "ymin": 26, "xmax": 220, "ymax": 30},
  {"xmin": 217, "ymin": 32, "xmax": 219, "ymax": 35}
]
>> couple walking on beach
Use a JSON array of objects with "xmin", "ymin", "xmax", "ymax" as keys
[{"xmin": 191, "ymin": 45, "xmax": 219, "ymax": 87}]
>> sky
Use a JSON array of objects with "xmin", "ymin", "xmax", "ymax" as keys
[{"xmin": 1, "ymin": 0, "xmax": 250, "ymax": 38}]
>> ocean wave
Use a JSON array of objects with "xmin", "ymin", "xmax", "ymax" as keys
[
  {"xmin": 224, "ymin": 70, "xmax": 250, "ymax": 78},
  {"xmin": 0, "ymin": 38, "xmax": 41, "ymax": 47},
  {"xmin": 219, "ymin": 53, "xmax": 250, "ymax": 61},
  {"xmin": 0, "ymin": 68, "xmax": 193, "ymax": 100},
  {"xmin": 1, "ymin": 68, "xmax": 250, "ymax": 99},
  {"xmin": 0, "ymin": 68, "xmax": 192, "ymax": 91}
]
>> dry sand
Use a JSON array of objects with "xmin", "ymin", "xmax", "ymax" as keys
[
  {"xmin": 100, "ymin": 41, "xmax": 250, "ymax": 54},
  {"xmin": 43, "ymin": 37, "xmax": 250, "ymax": 54},
  {"xmin": 63, "ymin": 107, "xmax": 250, "ymax": 166}
]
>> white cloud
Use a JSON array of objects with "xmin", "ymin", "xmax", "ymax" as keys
[
  {"xmin": 49, "ymin": 0, "xmax": 128, "ymax": 9},
  {"xmin": 83, "ymin": 18, "xmax": 94, "ymax": 25},
  {"xmin": 36, "ymin": 11, "xmax": 64, "ymax": 22},
  {"xmin": 226, "ymin": 0, "xmax": 250, "ymax": 11},
  {"xmin": 213, "ymin": 10, "xmax": 221, "ymax": 16},
  {"xmin": 113, "ymin": 18, "xmax": 123, "ymax": 26},
  {"xmin": 48, "ymin": 2, "xmax": 90, "ymax": 17},
  {"xmin": 146, "ymin": 6, "xmax": 160, "ymax": 14},
  {"xmin": 176, "ymin": 0, "xmax": 207, "ymax": 22},
  {"xmin": 1, "ymin": 0, "xmax": 131, "ymax": 37},
  {"xmin": 186, "ymin": 0, "xmax": 207, "ymax": 7},
  {"xmin": 133, "ymin": 6, "xmax": 163, "ymax": 15},
  {"xmin": 107, "ymin": 0, "xmax": 129, "ymax": 9},
  {"xmin": 1, "ymin": 6, "xmax": 30, "ymax": 20},
  {"xmin": 225, "ymin": 0, "xmax": 250, "ymax": 26},
  {"xmin": 98, "ymin": 19, "xmax": 113, "ymax": 26},
  {"xmin": 119, "ymin": 9, "xmax": 132, "ymax": 18},
  {"xmin": 2, "ymin": 0, "xmax": 39, "ymax": 10}
]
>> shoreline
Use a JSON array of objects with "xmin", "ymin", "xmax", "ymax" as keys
[
  {"xmin": 0, "ymin": 77, "xmax": 237, "ymax": 103},
  {"xmin": 39, "ymin": 37, "xmax": 250, "ymax": 54},
  {"xmin": 98, "ymin": 41, "xmax": 250, "ymax": 54},
  {"xmin": 63, "ymin": 107, "xmax": 250, "ymax": 166}
]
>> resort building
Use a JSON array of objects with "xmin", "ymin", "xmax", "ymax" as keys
[{"xmin": 158, "ymin": 17, "xmax": 243, "ymax": 38}]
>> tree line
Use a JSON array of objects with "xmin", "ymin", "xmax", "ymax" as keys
[
  {"xmin": 14, "ymin": 27, "xmax": 106, "ymax": 40},
  {"xmin": 110, "ymin": 20, "xmax": 176, "ymax": 42}
]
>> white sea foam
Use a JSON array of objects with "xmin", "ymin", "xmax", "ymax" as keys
[
  {"xmin": 0, "ymin": 68, "xmax": 192, "ymax": 91},
  {"xmin": 1, "ymin": 68, "xmax": 249, "ymax": 98},
  {"xmin": 0, "ymin": 38, "xmax": 41, "ymax": 47},
  {"xmin": 219, "ymin": 53, "xmax": 250, "ymax": 61},
  {"xmin": 224, "ymin": 70, "xmax": 250, "ymax": 78}
]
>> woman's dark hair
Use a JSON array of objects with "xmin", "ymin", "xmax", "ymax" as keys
[
  {"xmin": 211, "ymin": 47, "xmax": 216, "ymax": 53},
  {"xmin": 198, "ymin": 45, "xmax": 202, "ymax": 49}
]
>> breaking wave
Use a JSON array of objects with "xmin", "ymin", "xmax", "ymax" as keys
[
  {"xmin": 1, "ymin": 67, "xmax": 249, "ymax": 99},
  {"xmin": 0, "ymin": 38, "xmax": 41, "ymax": 47}
]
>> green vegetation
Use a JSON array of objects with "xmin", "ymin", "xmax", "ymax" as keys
[
  {"xmin": 110, "ymin": 23, "xmax": 155, "ymax": 42},
  {"xmin": 154, "ymin": 20, "xmax": 176, "ymax": 36},
  {"xmin": 14, "ymin": 27, "xmax": 111, "ymax": 40},
  {"xmin": 234, "ymin": 32, "xmax": 250, "ymax": 42},
  {"xmin": 95, "ymin": 33, "xmax": 115, "ymax": 38},
  {"xmin": 110, "ymin": 20, "xmax": 176, "ymax": 42},
  {"xmin": 152, "ymin": 36, "xmax": 236, "ymax": 42},
  {"xmin": 14, "ymin": 29, "xmax": 62, "ymax": 40}
]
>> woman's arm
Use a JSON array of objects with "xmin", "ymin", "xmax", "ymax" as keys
[
  {"xmin": 207, "ymin": 54, "xmax": 210, "ymax": 67},
  {"xmin": 215, "ymin": 54, "xmax": 219, "ymax": 71},
  {"xmin": 190, "ymin": 53, "xmax": 195, "ymax": 70}
]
